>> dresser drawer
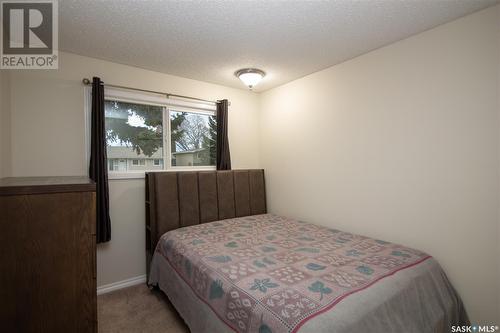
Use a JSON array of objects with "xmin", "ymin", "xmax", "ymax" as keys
[{"xmin": 0, "ymin": 177, "xmax": 96, "ymax": 333}]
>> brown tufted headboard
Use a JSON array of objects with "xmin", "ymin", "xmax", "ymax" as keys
[{"xmin": 145, "ymin": 169, "xmax": 266, "ymax": 277}]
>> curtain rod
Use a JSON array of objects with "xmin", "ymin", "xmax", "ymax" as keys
[{"xmin": 81, "ymin": 78, "xmax": 228, "ymax": 105}]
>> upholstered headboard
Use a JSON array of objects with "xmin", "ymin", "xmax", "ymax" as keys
[{"xmin": 145, "ymin": 169, "xmax": 266, "ymax": 276}]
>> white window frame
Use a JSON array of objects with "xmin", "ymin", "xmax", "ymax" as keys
[{"xmin": 85, "ymin": 87, "xmax": 217, "ymax": 180}]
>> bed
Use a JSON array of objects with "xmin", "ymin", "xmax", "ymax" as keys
[{"xmin": 146, "ymin": 170, "xmax": 468, "ymax": 333}]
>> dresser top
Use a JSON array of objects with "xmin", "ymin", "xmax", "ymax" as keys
[{"xmin": 0, "ymin": 176, "xmax": 96, "ymax": 196}]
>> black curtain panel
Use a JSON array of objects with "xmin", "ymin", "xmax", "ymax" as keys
[
  {"xmin": 89, "ymin": 77, "xmax": 111, "ymax": 243},
  {"xmin": 216, "ymin": 99, "xmax": 231, "ymax": 170}
]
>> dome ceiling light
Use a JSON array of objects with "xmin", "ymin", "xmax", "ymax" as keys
[{"xmin": 235, "ymin": 68, "xmax": 266, "ymax": 89}]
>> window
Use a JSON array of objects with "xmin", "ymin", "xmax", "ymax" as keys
[
  {"xmin": 102, "ymin": 90, "xmax": 216, "ymax": 178},
  {"xmin": 132, "ymin": 159, "xmax": 145, "ymax": 166},
  {"xmin": 170, "ymin": 110, "xmax": 216, "ymax": 167},
  {"xmin": 107, "ymin": 159, "xmax": 127, "ymax": 171}
]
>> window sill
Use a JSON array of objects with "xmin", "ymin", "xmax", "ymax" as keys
[
  {"xmin": 108, "ymin": 172, "xmax": 146, "ymax": 180},
  {"xmin": 108, "ymin": 167, "xmax": 217, "ymax": 180}
]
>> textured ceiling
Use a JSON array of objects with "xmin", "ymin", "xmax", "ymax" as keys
[{"xmin": 59, "ymin": 0, "xmax": 499, "ymax": 92}]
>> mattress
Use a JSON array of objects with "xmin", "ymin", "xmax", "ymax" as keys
[{"xmin": 149, "ymin": 214, "xmax": 468, "ymax": 333}]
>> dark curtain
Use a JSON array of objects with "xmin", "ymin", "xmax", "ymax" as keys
[
  {"xmin": 89, "ymin": 77, "xmax": 111, "ymax": 243},
  {"xmin": 216, "ymin": 99, "xmax": 231, "ymax": 170}
]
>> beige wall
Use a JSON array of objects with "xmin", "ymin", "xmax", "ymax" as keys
[
  {"xmin": 5, "ymin": 51, "xmax": 261, "ymax": 287},
  {"xmin": 0, "ymin": 70, "xmax": 11, "ymax": 178},
  {"xmin": 260, "ymin": 5, "xmax": 500, "ymax": 323}
]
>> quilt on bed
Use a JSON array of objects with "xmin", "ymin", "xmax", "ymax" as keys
[{"xmin": 153, "ymin": 214, "xmax": 432, "ymax": 333}]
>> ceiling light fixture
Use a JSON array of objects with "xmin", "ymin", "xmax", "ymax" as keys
[{"xmin": 235, "ymin": 68, "xmax": 266, "ymax": 89}]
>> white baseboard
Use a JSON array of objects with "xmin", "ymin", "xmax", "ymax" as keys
[{"xmin": 97, "ymin": 275, "xmax": 147, "ymax": 295}]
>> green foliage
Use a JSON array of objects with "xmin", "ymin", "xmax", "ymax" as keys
[
  {"xmin": 202, "ymin": 115, "xmax": 217, "ymax": 165},
  {"xmin": 105, "ymin": 100, "xmax": 163, "ymax": 157},
  {"xmin": 170, "ymin": 112, "xmax": 187, "ymax": 152}
]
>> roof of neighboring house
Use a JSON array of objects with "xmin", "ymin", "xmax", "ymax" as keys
[
  {"xmin": 172, "ymin": 148, "xmax": 207, "ymax": 156},
  {"xmin": 107, "ymin": 146, "xmax": 163, "ymax": 159}
]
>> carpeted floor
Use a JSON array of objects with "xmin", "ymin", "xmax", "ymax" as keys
[{"xmin": 98, "ymin": 284, "xmax": 190, "ymax": 333}]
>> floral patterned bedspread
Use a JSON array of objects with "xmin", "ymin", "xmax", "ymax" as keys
[{"xmin": 155, "ymin": 214, "xmax": 430, "ymax": 333}]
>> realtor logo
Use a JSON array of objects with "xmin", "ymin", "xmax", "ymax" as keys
[{"xmin": 1, "ymin": 0, "xmax": 58, "ymax": 69}]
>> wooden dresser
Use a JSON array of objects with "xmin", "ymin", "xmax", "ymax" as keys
[{"xmin": 0, "ymin": 176, "xmax": 97, "ymax": 332}]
